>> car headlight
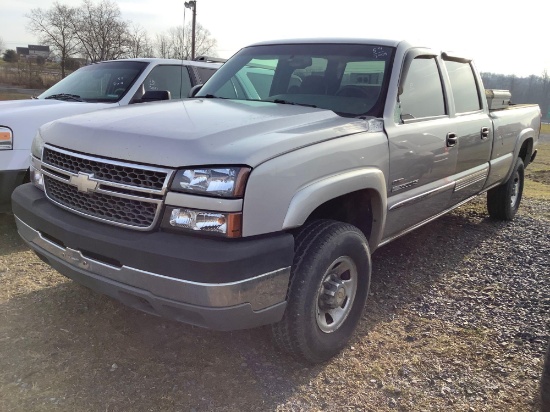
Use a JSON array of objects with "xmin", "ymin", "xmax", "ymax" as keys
[
  {"xmin": 170, "ymin": 167, "xmax": 250, "ymax": 198},
  {"xmin": 31, "ymin": 131, "xmax": 45, "ymax": 158},
  {"xmin": 0, "ymin": 127, "xmax": 13, "ymax": 150}
]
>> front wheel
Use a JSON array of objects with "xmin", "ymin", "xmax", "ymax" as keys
[
  {"xmin": 487, "ymin": 157, "xmax": 524, "ymax": 220},
  {"xmin": 271, "ymin": 220, "xmax": 371, "ymax": 363}
]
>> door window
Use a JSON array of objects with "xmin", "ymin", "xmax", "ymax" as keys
[
  {"xmin": 443, "ymin": 60, "xmax": 482, "ymax": 113},
  {"xmin": 399, "ymin": 56, "xmax": 446, "ymax": 120},
  {"xmin": 143, "ymin": 65, "xmax": 192, "ymax": 99}
]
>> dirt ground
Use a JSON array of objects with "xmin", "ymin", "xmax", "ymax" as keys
[{"xmin": 1, "ymin": 141, "xmax": 549, "ymax": 412}]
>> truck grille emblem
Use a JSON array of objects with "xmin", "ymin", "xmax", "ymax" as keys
[{"xmin": 69, "ymin": 172, "xmax": 99, "ymax": 193}]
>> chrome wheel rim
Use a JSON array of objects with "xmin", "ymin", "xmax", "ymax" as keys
[
  {"xmin": 510, "ymin": 171, "xmax": 520, "ymax": 208},
  {"xmin": 316, "ymin": 256, "xmax": 358, "ymax": 333}
]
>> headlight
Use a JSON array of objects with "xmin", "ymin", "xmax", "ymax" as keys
[
  {"xmin": 163, "ymin": 207, "xmax": 242, "ymax": 237},
  {"xmin": 31, "ymin": 131, "xmax": 45, "ymax": 158},
  {"xmin": 0, "ymin": 127, "xmax": 13, "ymax": 150},
  {"xmin": 170, "ymin": 167, "xmax": 250, "ymax": 198}
]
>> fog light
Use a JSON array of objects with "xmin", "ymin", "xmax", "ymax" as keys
[
  {"xmin": 168, "ymin": 208, "xmax": 242, "ymax": 237},
  {"xmin": 30, "ymin": 165, "xmax": 44, "ymax": 190}
]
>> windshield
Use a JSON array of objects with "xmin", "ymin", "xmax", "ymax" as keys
[
  {"xmin": 39, "ymin": 61, "xmax": 148, "ymax": 103},
  {"xmin": 197, "ymin": 43, "xmax": 395, "ymax": 117}
]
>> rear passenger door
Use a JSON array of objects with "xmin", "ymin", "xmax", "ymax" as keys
[
  {"xmin": 443, "ymin": 57, "xmax": 492, "ymax": 203},
  {"xmin": 384, "ymin": 52, "xmax": 460, "ymax": 240}
]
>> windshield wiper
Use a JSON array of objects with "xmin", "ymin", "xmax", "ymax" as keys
[
  {"xmin": 44, "ymin": 93, "xmax": 84, "ymax": 102},
  {"xmin": 267, "ymin": 99, "xmax": 317, "ymax": 108}
]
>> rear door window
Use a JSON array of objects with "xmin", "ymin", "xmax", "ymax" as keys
[{"xmin": 443, "ymin": 60, "xmax": 482, "ymax": 113}]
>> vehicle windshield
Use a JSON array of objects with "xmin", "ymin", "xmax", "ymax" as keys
[
  {"xmin": 197, "ymin": 43, "xmax": 395, "ymax": 117},
  {"xmin": 39, "ymin": 61, "xmax": 148, "ymax": 103}
]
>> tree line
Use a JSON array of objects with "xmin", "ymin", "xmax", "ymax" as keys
[{"xmin": 15, "ymin": 0, "xmax": 216, "ymax": 78}]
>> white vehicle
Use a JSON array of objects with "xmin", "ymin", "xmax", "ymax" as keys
[{"xmin": 0, "ymin": 58, "xmax": 222, "ymax": 212}]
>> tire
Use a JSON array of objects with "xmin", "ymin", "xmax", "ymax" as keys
[
  {"xmin": 542, "ymin": 343, "xmax": 550, "ymax": 412},
  {"xmin": 271, "ymin": 220, "xmax": 371, "ymax": 363},
  {"xmin": 487, "ymin": 157, "xmax": 524, "ymax": 220}
]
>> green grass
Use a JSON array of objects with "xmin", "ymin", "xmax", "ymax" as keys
[
  {"xmin": 524, "ymin": 141, "xmax": 550, "ymax": 199},
  {"xmin": 541, "ymin": 123, "xmax": 550, "ymax": 134}
]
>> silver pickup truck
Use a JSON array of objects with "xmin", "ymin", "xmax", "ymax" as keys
[{"xmin": 11, "ymin": 38, "xmax": 541, "ymax": 363}]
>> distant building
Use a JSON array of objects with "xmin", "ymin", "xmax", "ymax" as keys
[
  {"xmin": 29, "ymin": 45, "xmax": 50, "ymax": 58},
  {"xmin": 16, "ymin": 45, "xmax": 50, "ymax": 60},
  {"xmin": 16, "ymin": 47, "xmax": 29, "ymax": 57}
]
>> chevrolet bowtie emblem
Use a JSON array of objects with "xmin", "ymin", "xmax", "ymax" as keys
[{"xmin": 69, "ymin": 172, "xmax": 99, "ymax": 193}]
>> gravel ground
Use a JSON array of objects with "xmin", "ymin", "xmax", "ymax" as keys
[{"xmin": 0, "ymin": 180, "xmax": 549, "ymax": 410}]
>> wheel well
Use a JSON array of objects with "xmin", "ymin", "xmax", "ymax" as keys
[
  {"xmin": 306, "ymin": 190, "xmax": 375, "ymax": 240},
  {"xmin": 518, "ymin": 139, "xmax": 533, "ymax": 167}
]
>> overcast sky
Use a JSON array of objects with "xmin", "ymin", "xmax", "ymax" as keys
[{"xmin": 2, "ymin": 0, "xmax": 549, "ymax": 77}]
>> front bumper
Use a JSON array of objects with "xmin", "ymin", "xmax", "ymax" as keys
[{"xmin": 12, "ymin": 183, "xmax": 295, "ymax": 330}]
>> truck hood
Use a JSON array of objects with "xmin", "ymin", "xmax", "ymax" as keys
[
  {"xmin": 41, "ymin": 99, "xmax": 369, "ymax": 167},
  {"xmin": 0, "ymin": 99, "xmax": 114, "ymax": 151}
]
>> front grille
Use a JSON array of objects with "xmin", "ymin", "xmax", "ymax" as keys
[
  {"xmin": 43, "ymin": 147, "xmax": 167, "ymax": 191},
  {"xmin": 45, "ymin": 177, "xmax": 158, "ymax": 228},
  {"xmin": 41, "ymin": 146, "xmax": 173, "ymax": 230}
]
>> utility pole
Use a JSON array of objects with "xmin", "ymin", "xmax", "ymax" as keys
[{"xmin": 184, "ymin": 1, "xmax": 196, "ymax": 60}]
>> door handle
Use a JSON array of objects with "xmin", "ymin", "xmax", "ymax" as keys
[
  {"xmin": 446, "ymin": 132, "xmax": 457, "ymax": 147},
  {"xmin": 481, "ymin": 127, "xmax": 490, "ymax": 140}
]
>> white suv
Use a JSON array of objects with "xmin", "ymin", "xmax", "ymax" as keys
[{"xmin": 0, "ymin": 57, "xmax": 222, "ymax": 212}]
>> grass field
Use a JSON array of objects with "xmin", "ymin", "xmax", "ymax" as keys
[{"xmin": 525, "ymin": 142, "xmax": 550, "ymax": 198}]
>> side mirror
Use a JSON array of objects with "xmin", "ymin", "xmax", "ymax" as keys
[
  {"xmin": 189, "ymin": 84, "xmax": 203, "ymax": 97},
  {"xmin": 139, "ymin": 90, "xmax": 171, "ymax": 103}
]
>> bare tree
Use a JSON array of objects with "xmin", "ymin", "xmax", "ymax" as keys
[
  {"xmin": 0, "ymin": 36, "xmax": 5, "ymax": 55},
  {"xmin": 166, "ymin": 26, "xmax": 185, "ymax": 59},
  {"xmin": 72, "ymin": 0, "xmax": 130, "ymax": 62},
  {"xmin": 26, "ymin": 2, "xmax": 79, "ymax": 78},
  {"xmin": 128, "ymin": 24, "xmax": 154, "ymax": 58},
  {"xmin": 191, "ymin": 23, "xmax": 217, "ymax": 59},
  {"xmin": 155, "ymin": 33, "xmax": 170, "ymax": 58},
  {"xmin": 158, "ymin": 22, "xmax": 217, "ymax": 60}
]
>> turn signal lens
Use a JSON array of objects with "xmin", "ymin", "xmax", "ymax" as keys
[{"xmin": 0, "ymin": 127, "xmax": 13, "ymax": 150}]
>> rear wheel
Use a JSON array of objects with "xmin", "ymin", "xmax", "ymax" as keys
[
  {"xmin": 487, "ymin": 157, "xmax": 524, "ymax": 220},
  {"xmin": 271, "ymin": 220, "xmax": 371, "ymax": 363}
]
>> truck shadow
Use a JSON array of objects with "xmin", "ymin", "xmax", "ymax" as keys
[{"xmin": 0, "ymin": 204, "xmax": 516, "ymax": 411}]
